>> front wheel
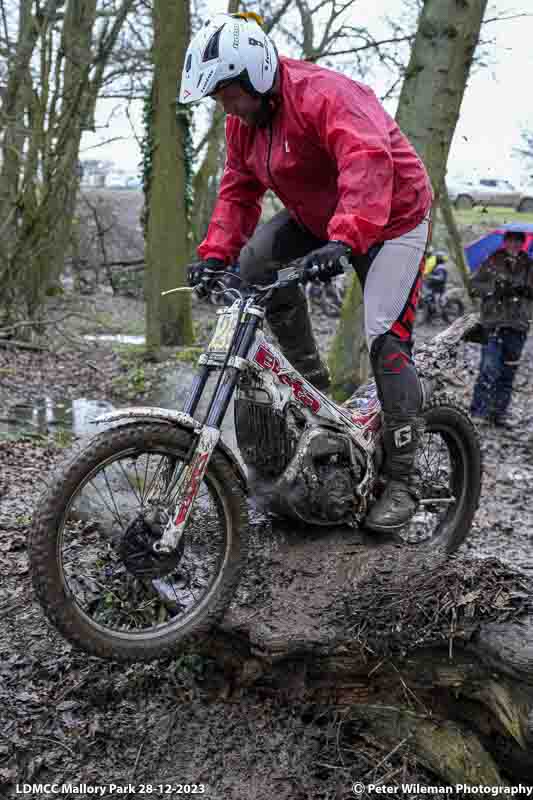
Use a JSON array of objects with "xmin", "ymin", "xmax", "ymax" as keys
[
  {"xmin": 399, "ymin": 399, "xmax": 482, "ymax": 552},
  {"xmin": 30, "ymin": 422, "xmax": 248, "ymax": 662}
]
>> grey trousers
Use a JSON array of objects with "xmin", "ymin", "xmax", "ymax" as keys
[{"xmin": 239, "ymin": 208, "xmax": 429, "ymax": 350}]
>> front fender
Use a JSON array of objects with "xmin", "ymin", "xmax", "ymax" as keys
[{"xmin": 92, "ymin": 406, "xmax": 248, "ymax": 490}]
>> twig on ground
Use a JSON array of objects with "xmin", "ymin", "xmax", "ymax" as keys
[
  {"xmin": 363, "ymin": 734, "xmax": 413, "ymax": 781},
  {"xmin": 31, "ymin": 735, "xmax": 76, "ymax": 757},
  {"xmin": 131, "ymin": 736, "xmax": 146, "ymax": 782},
  {"xmin": 87, "ymin": 360, "xmax": 108, "ymax": 376}
]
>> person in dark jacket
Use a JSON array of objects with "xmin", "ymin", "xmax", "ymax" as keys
[
  {"xmin": 179, "ymin": 12, "xmax": 433, "ymax": 531},
  {"xmin": 470, "ymin": 231, "xmax": 533, "ymax": 426}
]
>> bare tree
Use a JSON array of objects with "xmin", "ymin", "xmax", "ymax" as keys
[
  {"xmin": 0, "ymin": 0, "xmax": 136, "ymax": 325},
  {"xmin": 69, "ymin": 189, "xmax": 144, "ymax": 294},
  {"xmin": 144, "ymin": 0, "xmax": 194, "ymax": 350},
  {"xmin": 396, "ymin": 0, "xmax": 488, "ymax": 201},
  {"xmin": 396, "ymin": 0, "xmax": 488, "ymax": 296}
]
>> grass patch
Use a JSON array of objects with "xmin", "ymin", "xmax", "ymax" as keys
[
  {"xmin": 174, "ymin": 346, "xmax": 204, "ymax": 364},
  {"xmin": 92, "ymin": 311, "xmax": 117, "ymax": 329},
  {"xmin": 453, "ymin": 206, "xmax": 533, "ymax": 227},
  {"xmin": 111, "ymin": 343, "xmax": 149, "ymax": 397},
  {"xmin": 115, "ymin": 318, "xmax": 146, "ymax": 336},
  {"xmin": 112, "ymin": 365, "xmax": 146, "ymax": 397}
]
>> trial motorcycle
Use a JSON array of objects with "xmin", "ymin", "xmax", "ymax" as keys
[
  {"xmin": 30, "ymin": 262, "xmax": 482, "ymax": 662},
  {"xmin": 417, "ymin": 281, "xmax": 465, "ymax": 325}
]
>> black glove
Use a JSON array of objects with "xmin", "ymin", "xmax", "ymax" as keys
[
  {"xmin": 494, "ymin": 277, "xmax": 516, "ymax": 298},
  {"xmin": 302, "ymin": 241, "xmax": 352, "ymax": 282},
  {"xmin": 187, "ymin": 257, "xmax": 224, "ymax": 297}
]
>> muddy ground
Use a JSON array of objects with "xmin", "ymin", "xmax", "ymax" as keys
[{"xmin": 1, "ymin": 289, "xmax": 532, "ymax": 797}]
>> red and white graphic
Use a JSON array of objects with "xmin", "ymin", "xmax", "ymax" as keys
[
  {"xmin": 174, "ymin": 452, "xmax": 209, "ymax": 525},
  {"xmin": 349, "ymin": 399, "xmax": 382, "ymax": 433},
  {"xmin": 253, "ymin": 344, "xmax": 322, "ymax": 413}
]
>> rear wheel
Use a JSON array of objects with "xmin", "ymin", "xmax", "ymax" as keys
[
  {"xmin": 30, "ymin": 422, "xmax": 248, "ymax": 662},
  {"xmin": 416, "ymin": 297, "xmax": 432, "ymax": 325},
  {"xmin": 399, "ymin": 400, "xmax": 482, "ymax": 552},
  {"xmin": 442, "ymin": 297, "xmax": 464, "ymax": 323}
]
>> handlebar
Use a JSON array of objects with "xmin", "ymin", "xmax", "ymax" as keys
[{"xmin": 162, "ymin": 258, "xmax": 339, "ymax": 301}]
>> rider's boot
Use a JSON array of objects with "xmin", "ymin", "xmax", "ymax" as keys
[
  {"xmin": 365, "ymin": 333, "xmax": 422, "ymax": 532},
  {"xmin": 266, "ymin": 284, "xmax": 330, "ymax": 392}
]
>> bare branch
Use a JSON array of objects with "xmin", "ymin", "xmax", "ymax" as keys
[
  {"xmin": 483, "ymin": 12, "xmax": 533, "ymax": 25},
  {"xmin": 264, "ymin": 0, "xmax": 292, "ymax": 33}
]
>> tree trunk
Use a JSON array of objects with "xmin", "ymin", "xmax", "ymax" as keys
[
  {"xmin": 439, "ymin": 185, "xmax": 475, "ymax": 300},
  {"xmin": 328, "ymin": 274, "xmax": 369, "ymax": 401},
  {"xmin": 191, "ymin": 107, "xmax": 225, "ymax": 244},
  {"xmin": 395, "ymin": 0, "xmax": 488, "ymax": 201},
  {"xmin": 200, "ymin": 524, "xmax": 533, "ymax": 784},
  {"xmin": 0, "ymin": 0, "xmax": 40, "ymax": 309},
  {"xmin": 145, "ymin": 0, "xmax": 194, "ymax": 351}
]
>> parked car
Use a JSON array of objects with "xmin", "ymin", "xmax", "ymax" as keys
[{"xmin": 447, "ymin": 177, "xmax": 533, "ymax": 213}]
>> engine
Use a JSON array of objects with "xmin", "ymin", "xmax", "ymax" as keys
[
  {"xmin": 235, "ymin": 390, "xmax": 367, "ymax": 526},
  {"xmin": 273, "ymin": 431, "xmax": 366, "ymax": 526},
  {"xmin": 312, "ymin": 459, "xmax": 358, "ymax": 522}
]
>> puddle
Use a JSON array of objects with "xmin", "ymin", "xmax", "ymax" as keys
[
  {"xmin": 1, "ymin": 397, "xmax": 114, "ymax": 437},
  {"xmin": 84, "ymin": 333, "xmax": 146, "ymax": 345},
  {"xmin": 1, "ymin": 362, "xmax": 240, "ymax": 459}
]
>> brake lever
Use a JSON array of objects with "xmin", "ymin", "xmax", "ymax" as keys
[
  {"xmin": 162, "ymin": 270, "xmax": 219, "ymax": 297},
  {"xmin": 161, "ymin": 286, "xmax": 195, "ymax": 296}
]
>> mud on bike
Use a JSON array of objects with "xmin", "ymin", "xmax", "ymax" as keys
[{"xmin": 30, "ymin": 262, "xmax": 482, "ymax": 661}]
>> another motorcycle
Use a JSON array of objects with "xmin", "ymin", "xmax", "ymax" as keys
[
  {"xmin": 417, "ymin": 281, "xmax": 465, "ymax": 325},
  {"xmin": 30, "ymin": 262, "xmax": 482, "ymax": 662}
]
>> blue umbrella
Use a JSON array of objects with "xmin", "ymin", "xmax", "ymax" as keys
[{"xmin": 465, "ymin": 223, "xmax": 533, "ymax": 271}]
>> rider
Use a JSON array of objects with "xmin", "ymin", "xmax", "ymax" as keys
[
  {"xmin": 180, "ymin": 13, "xmax": 433, "ymax": 532},
  {"xmin": 424, "ymin": 250, "xmax": 449, "ymax": 299},
  {"xmin": 423, "ymin": 250, "xmax": 449, "ymax": 315}
]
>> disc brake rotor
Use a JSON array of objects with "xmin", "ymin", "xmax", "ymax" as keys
[{"xmin": 119, "ymin": 511, "xmax": 184, "ymax": 579}]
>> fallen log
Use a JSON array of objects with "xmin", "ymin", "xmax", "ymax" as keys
[{"xmin": 200, "ymin": 523, "xmax": 533, "ymax": 786}]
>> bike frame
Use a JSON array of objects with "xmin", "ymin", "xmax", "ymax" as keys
[{"xmin": 153, "ymin": 267, "xmax": 382, "ymax": 555}]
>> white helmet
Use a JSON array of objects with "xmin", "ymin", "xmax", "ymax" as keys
[{"xmin": 179, "ymin": 12, "xmax": 278, "ymax": 104}]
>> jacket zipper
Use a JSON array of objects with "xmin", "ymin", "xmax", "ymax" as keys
[{"xmin": 266, "ymin": 121, "xmax": 306, "ymax": 231}]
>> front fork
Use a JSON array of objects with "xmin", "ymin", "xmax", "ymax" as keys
[
  {"xmin": 153, "ymin": 315, "xmax": 259, "ymax": 555},
  {"xmin": 153, "ymin": 424, "xmax": 221, "ymax": 554}
]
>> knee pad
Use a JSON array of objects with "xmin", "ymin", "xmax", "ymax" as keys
[
  {"xmin": 370, "ymin": 332, "xmax": 413, "ymax": 370},
  {"xmin": 370, "ymin": 333, "xmax": 421, "ymax": 416}
]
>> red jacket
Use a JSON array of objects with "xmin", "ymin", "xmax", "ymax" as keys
[{"xmin": 198, "ymin": 57, "xmax": 433, "ymax": 262}]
